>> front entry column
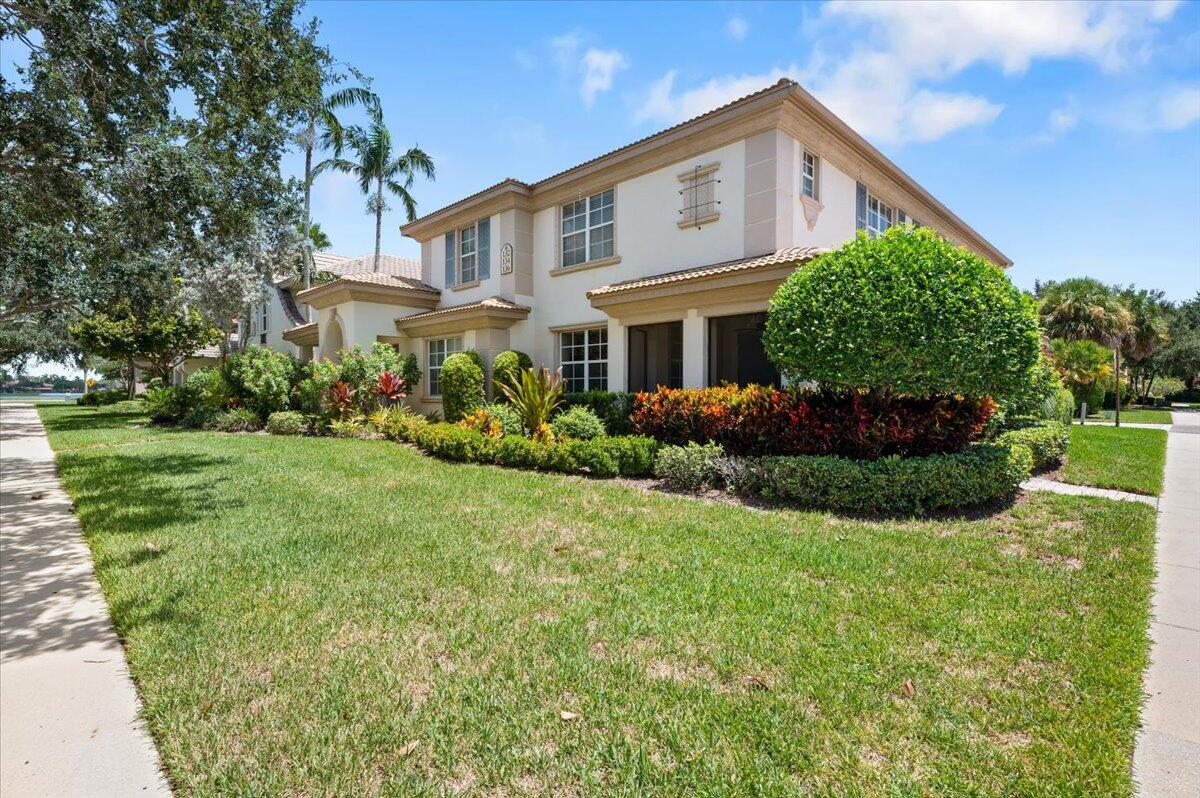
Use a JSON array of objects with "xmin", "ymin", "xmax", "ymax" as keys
[
  {"xmin": 681, "ymin": 309, "xmax": 705, "ymax": 388},
  {"xmin": 606, "ymin": 318, "xmax": 627, "ymax": 392}
]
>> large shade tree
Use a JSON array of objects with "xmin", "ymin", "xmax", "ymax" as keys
[
  {"xmin": 1, "ymin": 0, "xmax": 322, "ymax": 364},
  {"xmin": 314, "ymin": 105, "xmax": 434, "ymax": 272},
  {"xmin": 1037, "ymin": 278, "xmax": 1133, "ymax": 425}
]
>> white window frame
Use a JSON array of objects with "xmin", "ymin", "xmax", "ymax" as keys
[
  {"xmin": 458, "ymin": 225, "xmax": 476, "ymax": 284},
  {"xmin": 559, "ymin": 327, "xmax": 608, "ymax": 393},
  {"xmin": 427, "ymin": 336, "xmax": 463, "ymax": 397},
  {"xmin": 802, "ymin": 151, "xmax": 820, "ymax": 201},
  {"xmin": 866, "ymin": 191, "xmax": 894, "ymax": 238},
  {"xmin": 560, "ymin": 188, "xmax": 614, "ymax": 268}
]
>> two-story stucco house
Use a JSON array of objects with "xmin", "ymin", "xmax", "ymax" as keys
[{"xmin": 274, "ymin": 79, "xmax": 1009, "ymax": 414}]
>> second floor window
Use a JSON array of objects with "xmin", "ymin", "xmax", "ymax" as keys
[
  {"xmin": 802, "ymin": 151, "xmax": 819, "ymax": 200},
  {"xmin": 459, "ymin": 225, "xmax": 476, "ymax": 283},
  {"xmin": 561, "ymin": 188, "xmax": 614, "ymax": 268},
  {"xmin": 856, "ymin": 182, "xmax": 894, "ymax": 238},
  {"xmin": 443, "ymin": 218, "xmax": 490, "ymax": 287},
  {"xmin": 678, "ymin": 163, "xmax": 720, "ymax": 227}
]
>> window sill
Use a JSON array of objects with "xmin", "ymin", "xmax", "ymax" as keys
[
  {"xmin": 551, "ymin": 255, "xmax": 621, "ymax": 276},
  {"xmin": 450, "ymin": 279, "xmax": 480, "ymax": 292},
  {"xmin": 677, "ymin": 212, "xmax": 721, "ymax": 230},
  {"xmin": 421, "ymin": 396, "xmax": 443, "ymax": 403}
]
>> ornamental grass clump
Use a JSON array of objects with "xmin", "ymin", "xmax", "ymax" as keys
[{"xmin": 496, "ymin": 366, "xmax": 564, "ymax": 438}]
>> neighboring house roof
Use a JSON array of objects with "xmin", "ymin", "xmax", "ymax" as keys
[
  {"xmin": 310, "ymin": 251, "xmax": 421, "ymax": 280},
  {"xmin": 336, "ymin": 271, "xmax": 439, "ymax": 293},
  {"xmin": 274, "ymin": 283, "xmax": 307, "ymax": 326},
  {"xmin": 189, "ymin": 331, "xmax": 240, "ymax": 361},
  {"xmin": 587, "ymin": 246, "xmax": 826, "ymax": 298},
  {"xmin": 401, "ymin": 78, "xmax": 1010, "ymax": 267}
]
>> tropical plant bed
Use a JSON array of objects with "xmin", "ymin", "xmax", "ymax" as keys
[
  {"xmin": 1062, "ymin": 425, "xmax": 1168, "ymax": 496},
  {"xmin": 40, "ymin": 404, "xmax": 1155, "ymax": 796}
]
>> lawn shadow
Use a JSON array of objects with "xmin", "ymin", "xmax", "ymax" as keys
[{"xmin": 2, "ymin": 448, "xmax": 237, "ymax": 662}]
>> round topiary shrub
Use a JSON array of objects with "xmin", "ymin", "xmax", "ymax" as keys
[
  {"xmin": 764, "ymin": 226, "xmax": 1039, "ymax": 398},
  {"xmin": 440, "ymin": 352, "xmax": 484, "ymax": 422},
  {"xmin": 550, "ymin": 405, "xmax": 606, "ymax": 440},
  {"xmin": 491, "ymin": 349, "xmax": 533, "ymax": 398}
]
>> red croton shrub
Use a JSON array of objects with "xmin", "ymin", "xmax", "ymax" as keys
[{"xmin": 630, "ymin": 385, "xmax": 995, "ymax": 459}]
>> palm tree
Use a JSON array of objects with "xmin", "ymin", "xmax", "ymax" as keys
[
  {"xmin": 314, "ymin": 105, "xmax": 435, "ymax": 273},
  {"xmin": 1118, "ymin": 287, "xmax": 1171, "ymax": 401},
  {"xmin": 298, "ymin": 85, "xmax": 379, "ymax": 301},
  {"xmin": 1039, "ymin": 278, "xmax": 1133, "ymax": 425}
]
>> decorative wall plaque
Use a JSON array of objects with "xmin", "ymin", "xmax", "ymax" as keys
[{"xmin": 500, "ymin": 242, "xmax": 514, "ymax": 274}]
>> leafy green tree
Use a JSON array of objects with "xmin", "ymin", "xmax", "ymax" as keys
[
  {"xmin": 1159, "ymin": 293, "xmax": 1200, "ymax": 390},
  {"xmin": 1, "ymin": 0, "xmax": 323, "ymax": 361},
  {"xmin": 764, "ymin": 227, "xmax": 1039, "ymax": 399},
  {"xmin": 1038, "ymin": 278, "xmax": 1133, "ymax": 424},
  {"xmin": 314, "ymin": 105, "xmax": 435, "ymax": 272},
  {"xmin": 71, "ymin": 304, "xmax": 221, "ymax": 397}
]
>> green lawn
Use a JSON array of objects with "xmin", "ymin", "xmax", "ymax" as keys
[
  {"xmin": 1063, "ymin": 425, "xmax": 1168, "ymax": 496},
  {"xmin": 41, "ymin": 404, "xmax": 1156, "ymax": 796},
  {"xmin": 1085, "ymin": 408, "xmax": 1172, "ymax": 424}
]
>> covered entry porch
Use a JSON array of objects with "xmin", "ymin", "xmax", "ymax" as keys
[{"xmin": 586, "ymin": 247, "xmax": 820, "ymax": 392}]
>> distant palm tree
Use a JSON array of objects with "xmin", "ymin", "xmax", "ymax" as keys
[
  {"xmin": 1039, "ymin": 278, "xmax": 1133, "ymax": 425},
  {"xmin": 314, "ymin": 105, "xmax": 435, "ymax": 273},
  {"xmin": 298, "ymin": 85, "xmax": 379, "ymax": 297}
]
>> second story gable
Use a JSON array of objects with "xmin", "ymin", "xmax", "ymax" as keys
[{"xmin": 402, "ymin": 79, "xmax": 1011, "ymax": 312}]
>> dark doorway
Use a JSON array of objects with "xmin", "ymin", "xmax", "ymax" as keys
[
  {"xmin": 628, "ymin": 321, "xmax": 683, "ymax": 392},
  {"xmin": 708, "ymin": 312, "xmax": 780, "ymax": 387}
]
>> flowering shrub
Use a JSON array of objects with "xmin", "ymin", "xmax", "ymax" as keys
[{"xmin": 630, "ymin": 385, "xmax": 994, "ymax": 459}]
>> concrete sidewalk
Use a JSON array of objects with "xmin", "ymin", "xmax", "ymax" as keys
[
  {"xmin": 1134, "ymin": 410, "xmax": 1200, "ymax": 797},
  {"xmin": 0, "ymin": 403, "xmax": 169, "ymax": 797}
]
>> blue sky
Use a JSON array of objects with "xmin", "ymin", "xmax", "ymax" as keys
[{"xmin": 294, "ymin": 0, "xmax": 1200, "ymax": 301}]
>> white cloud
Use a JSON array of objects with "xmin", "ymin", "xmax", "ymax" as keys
[
  {"xmin": 823, "ymin": 0, "xmax": 1182, "ymax": 76},
  {"xmin": 1155, "ymin": 85, "xmax": 1200, "ymax": 129},
  {"xmin": 1032, "ymin": 105, "xmax": 1080, "ymax": 143},
  {"xmin": 514, "ymin": 48, "xmax": 537, "ymax": 71},
  {"xmin": 727, "ymin": 16, "xmax": 749, "ymax": 41},
  {"xmin": 1102, "ymin": 84, "xmax": 1200, "ymax": 132},
  {"xmin": 634, "ymin": 67, "xmax": 802, "ymax": 124},
  {"xmin": 635, "ymin": 1, "xmax": 1181, "ymax": 145},
  {"xmin": 550, "ymin": 31, "xmax": 582, "ymax": 73},
  {"xmin": 580, "ymin": 48, "xmax": 629, "ymax": 107}
]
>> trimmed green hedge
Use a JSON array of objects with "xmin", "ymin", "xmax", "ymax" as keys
[
  {"xmin": 997, "ymin": 422, "xmax": 1069, "ymax": 470},
  {"xmin": 491, "ymin": 350, "xmax": 532, "ymax": 398},
  {"xmin": 559, "ymin": 391, "xmax": 636, "ymax": 435},
  {"xmin": 440, "ymin": 352, "xmax": 484, "ymax": 422},
  {"xmin": 397, "ymin": 421, "xmax": 658, "ymax": 477},
  {"xmin": 722, "ymin": 442, "xmax": 1033, "ymax": 514},
  {"xmin": 266, "ymin": 411, "xmax": 307, "ymax": 436}
]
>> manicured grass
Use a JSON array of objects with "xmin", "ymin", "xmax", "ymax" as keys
[
  {"xmin": 1085, "ymin": 408, "xmax": 1172, "ymax": 424},
  {"xmin": 40, "ymin": 404, "xmax": 1156, "ymax": 796},
  {"xmin": 1062, "ymin": 425, "xmax": 1168, "ymax": 496}
]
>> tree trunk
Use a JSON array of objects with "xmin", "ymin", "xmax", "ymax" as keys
[
  {"xmin": 1113, "ymin": 348, "xmax": 1121, "ymax": 428},
  {"xmin": 302, "ymin": 124, "xmax": 315, "ymax": 322},
  {"xmin": 374, "ymin": 178, "xmax": 383, "ymax": 272},
  {"xmin": 127, "ymin": 359, "xmax": 136, "ymax": 399}
]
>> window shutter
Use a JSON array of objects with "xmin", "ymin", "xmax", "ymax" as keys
[
  {"xmin": 477, "ymin": 218, "xmax": 490, "ymax": 280},
  {"xmin": 444, "ymin": 232, "xmax": 456, "ymax": 287},
  {"xmin": 855, "ymin": 182, "xmax": 867, "ymax": 232}
]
